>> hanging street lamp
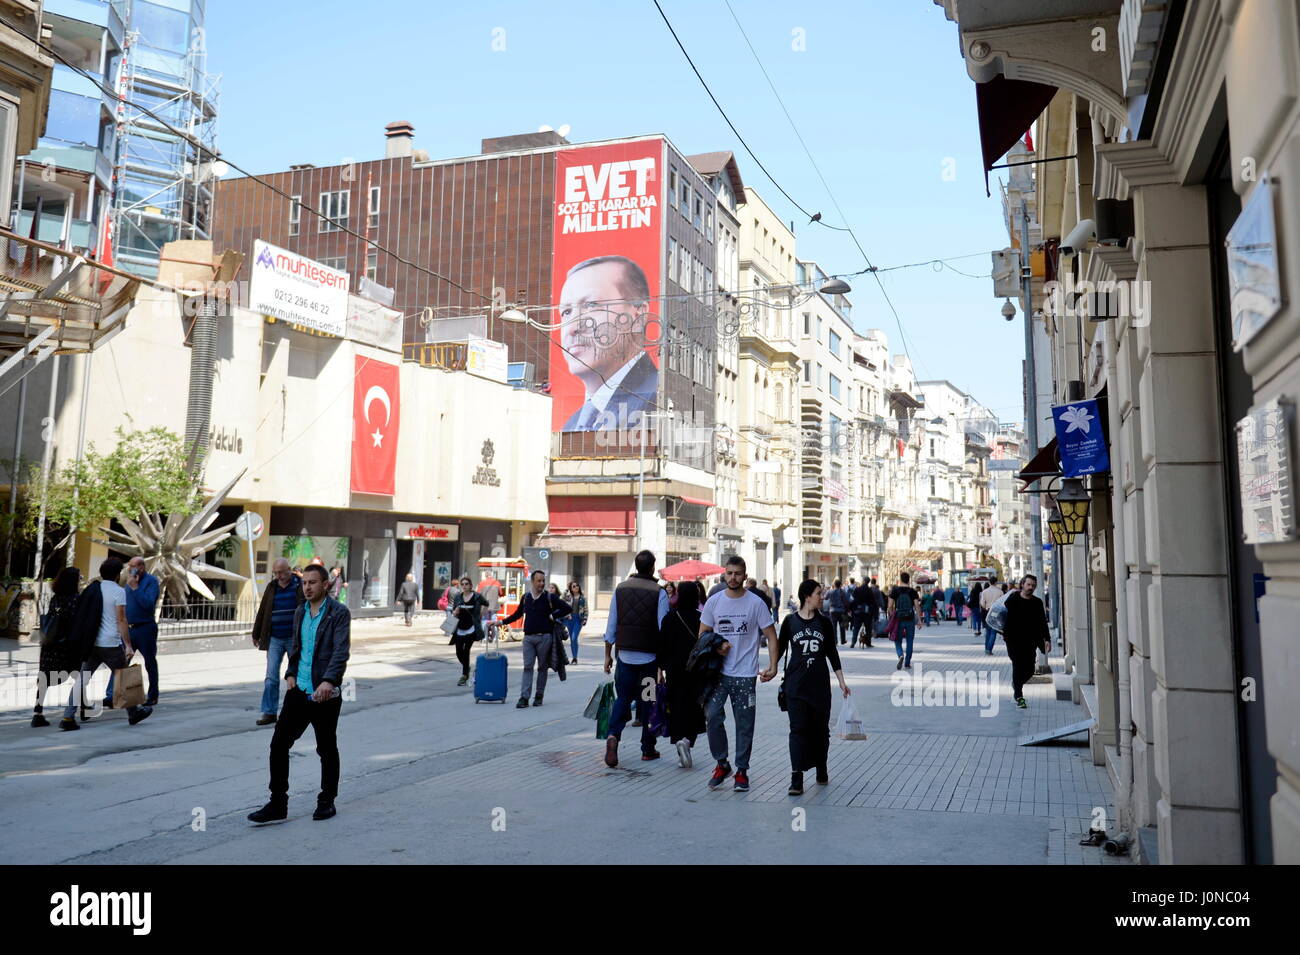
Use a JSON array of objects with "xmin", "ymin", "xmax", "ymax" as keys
[
  {"xmin": 1046, "ymin": 504, "xmax": 1074, "ymax": 547},
  {"xmin": 1056, "ymin": 477, "xmax": 1092, "ymax": 537}
]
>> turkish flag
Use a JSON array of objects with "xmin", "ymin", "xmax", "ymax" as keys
[{"xmin": 351, "ymin": 356, "xmax": 400, "ymax": 495}]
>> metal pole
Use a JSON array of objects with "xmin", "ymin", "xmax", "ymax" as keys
[
  {"xmin": 1020, "ymin": 200, "xmax": 1043, "ymax": 584},
  {"xmin": 66, "ymin": 351, "xmax": 93, "ymax": 568},
  {"xmin": 638, "ymin": 417, "xmax": 646, "ymax": 552},
  {"xmin": 5, "ymin": 375, "xmax": 28, "ymax": 576},
  {"xmin": 246, "ymin": 532, "xmax": 259, "ymax": 601},
  {"xmin": 32, "ymin": 355, "xmax": 60, "ymax": 597}
]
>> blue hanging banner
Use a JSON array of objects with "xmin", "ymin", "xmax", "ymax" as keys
[{"xmin": 1051, "ymin": 399, "xmax": 1111, "ymax": 477}]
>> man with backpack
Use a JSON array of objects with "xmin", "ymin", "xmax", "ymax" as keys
[{"xmin": 889, "ymin": 572, "xmax": 921, "ymax": 670}]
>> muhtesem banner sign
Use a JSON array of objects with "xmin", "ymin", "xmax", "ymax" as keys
[
  {"xmin": 1052, "ymin": 399, "xmax": 1111, "ymax": 477},
  {"xmin": 250, "ymin": 239, "xmax": 350, "ymax": 336}
]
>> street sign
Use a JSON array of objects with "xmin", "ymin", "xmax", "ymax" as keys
[{"xmin": 234, "ymin": 512, "xmax": 264, "ymax": 542}]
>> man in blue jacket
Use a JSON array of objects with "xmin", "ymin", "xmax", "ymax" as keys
[
  {"xmin": 249, "ymin": 564, "xmax": 350, "ymax": 824},
  {"xmin": 103, "ymin": 556, "xmax": 161, "ymax": 707}
]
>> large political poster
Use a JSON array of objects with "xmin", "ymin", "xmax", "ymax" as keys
[{"xmin": 549, "ymin": 138, "xmax": 664, "ymax": 433}]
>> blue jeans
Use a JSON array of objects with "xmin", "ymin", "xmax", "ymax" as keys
[
  {"xmin": 565, "ymin": 616, "xmax": 582, "ymax": 660},
  {"xmin": 971, "ymin": 606, "xmax": 984, "ymax": 632},
  {"xmin": 609, "ymin": 657, "xmax": 658, "ymax": 754},
  {"xmin": 261, "ymin": 635, "xmax": 292, "ymax": 716},
  {"xmin": 923, "ymin": 606, "xmax": 935, "ymax": 626},
  {"xmin": 984, "ymin": 624, "xmax": 999, "ymax": 654},
  {"xmin": 705, "ymin": 675, "xmax": 758, "ymax": 771},
  {"xmin": 894, "ymin": 620, "xmax": 916, "ymax": 666},
  {"xmin": 105, "ymin": 622, "xmax": 159, "ymax": 703}
]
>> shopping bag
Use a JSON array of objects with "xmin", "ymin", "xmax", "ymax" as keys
[
  {"xmin": 440, "ymin": 612, "xmax": 458, "ymax": 635},
  {"xmin": 583, "ymin": 680, "xmax": 612, "ymax": 720},
  {"xmin": 835, "ymin": 697, "xmax": 867, "ymax": 740},
  {"xmin": 594, "ymin": 681, "xmax": 617, "ymax": 740},
  {"xmin": 112, "ymin": 663, "xmax": 146, "ymax": 709},
  {"xmin": 884, "ymin": 612, "xmax": 899, "ymax": 641},
  {"xmin": 647, "ymin": 681, "xmax": 670, "ymax": 737}
]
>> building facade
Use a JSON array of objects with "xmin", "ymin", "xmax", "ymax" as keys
[{"xmin": 941, "ymin": 0, "xmax": 1300, "ymax": 863}]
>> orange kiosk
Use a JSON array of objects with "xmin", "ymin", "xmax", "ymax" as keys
[{"xmin": 478, "ymin": 557, "xmax": 529, "ymax": 640}]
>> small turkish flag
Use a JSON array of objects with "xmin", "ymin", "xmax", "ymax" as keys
[{"xmin": 351, "ymin": 356, "xmax": 400, "ymax": 495}]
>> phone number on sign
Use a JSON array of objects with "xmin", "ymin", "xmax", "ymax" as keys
[{"xmin": 272, "ymin": 289, "xmax": 330, "ymax": 314}]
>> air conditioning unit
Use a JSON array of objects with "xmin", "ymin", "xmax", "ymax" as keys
[{"xmin": 507, "ymin": 361, "xmax": 535, "ymax": 389}]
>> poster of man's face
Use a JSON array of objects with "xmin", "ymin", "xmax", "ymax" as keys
[
  {"xmin": 549, "ymin": 139, "xmax": 664, "ymax": 434},
  {"xmin": 558, "ymin": 256, "xmax": 658, "ymax": 432}
]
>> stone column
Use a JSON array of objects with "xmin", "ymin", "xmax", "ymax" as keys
[{"xmin": 1136, "ymin": 182, "xmax": 1242, "ymax": 863}]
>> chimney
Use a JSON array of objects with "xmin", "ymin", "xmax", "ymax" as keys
[{"xmin": 385, "ymin": 121, "xmax": 414, "ymax": 159}]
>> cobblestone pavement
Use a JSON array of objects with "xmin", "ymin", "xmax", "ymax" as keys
[{"xmin": 0, "ymin": 613, "xmax": 1129, "ymax": 865}]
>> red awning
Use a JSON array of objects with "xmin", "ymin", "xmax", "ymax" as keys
[
  {"xmin": 1017, "ymin": 437, "xmax": 1060, "ymax": 485},
  {"xmin": 547, "ymin": 496, "xmax": 636, "ymax": 535},
  {"xmin": 977, "ymin": 75, "xmax": 1058, "ymax": 193},
  {"xmin": 680, "ymin": 495, "xmax": 714, "ymax": 507}
]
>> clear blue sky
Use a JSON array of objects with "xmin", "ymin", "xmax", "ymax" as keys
[{"xmin": 208, "ymin": 0, "xmax": 1024, "ymax": 422}]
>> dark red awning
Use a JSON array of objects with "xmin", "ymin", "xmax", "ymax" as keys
[
  {"xmin": 680, "ymin": 495, "xmax": 714, "ymax": 507},
  {"xmin": 977, "ymin": 75, "xmax": 1058, "ymax": 193},
  {"xmin": 1017, "ymin": 437, "xmax": 1060, "ymax": 485}
]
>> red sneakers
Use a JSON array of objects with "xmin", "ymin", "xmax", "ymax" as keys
[
  {"xmin": 733, "ymin": 770, "xmax": 750, "ymax": 792},
  {"xmin": 708, "ymin": 761, "xmax": 733, "ymax": 789}
]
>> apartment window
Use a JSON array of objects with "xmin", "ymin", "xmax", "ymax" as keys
[
  {"xmin": 816, "ymin": 316, "xmax": 822, "ymax": 340},
  {"xmin": 803, "ymin": 361, "xmax": 811, "ymax": 383},
  {"xmin": 930, "ymin": 476, "xmax": 936, "ymax": 496},
  {"xmin": 366, "ymin": 248, "xmax": 378, "ymax": 281},
  {"xmin": 706, "ymin": 207, "xmax": 713, "ymax": 241},
  {"xmin": 668, "ymin": 237, "xmax": 678, "ymax": 282},
  {"xmin": 704, "ymin": 267, "xmax": 713, "ymax": 294},
  {"xmin": 368, "ymin": 186, "xmax": 380, "ymax": 230},
  {"xmin": 288, "ymin": 195, "xmax": 300, "ymax": 236},
  {"xmin": 816, "ymin": 362, "xmax": 823, "ymax": 388},
  {"xmin": 681, "ymin": 182, "xmax": 691, "ymax": 215},
  {"xmin": 680, "ymin": 247, "xmax": 691, "ymax": 291},
  {"xmin": 802, "ymin": 312, "xmax": 810, "ymax": 336},
  {"xmin": 319, "ymin": 256, "xmax": 346, "ymax": 272},
  {"xmin": 829, "ymin": 329, "xmax": 841, "ymax": 357},
  {"xmin": 693, "ymin": 192, "xmax": 703, "ymax": 231},
  {"xmin": 929, "ymin": 439, "xmax": 936, "ymax": 456},
  {"xmin": 829, "ymin": 374, "xmax": 841, "ymax": 400},
  {"xmin": 669, "ymin": 167, "xmax": 678, "ymax": 200},
  {"xmin": 319, "ymin": 190, "xmax": 348, "ymax": 232}
]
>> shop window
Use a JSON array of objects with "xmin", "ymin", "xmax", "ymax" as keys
[
  {"xmin": 598, "ymin": 555, "xmax": 616, "ymax": 592},
  {"xmin": 361, "ymin": 537, "xmax": 393, "ymax": 608}
]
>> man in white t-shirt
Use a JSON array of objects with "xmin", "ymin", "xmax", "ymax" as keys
[
  {"xmin": 698, "ymin": 555, "xmax": 779, "ymax": 793},
  {"xmin": 60, "ymin": 557, "xmax": 153, "ymax": 730}
]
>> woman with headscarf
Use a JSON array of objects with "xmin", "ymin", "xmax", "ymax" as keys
[
  {"xmin": 778, "ymin": 579, "xmax": 850, "ymax": 795},
  {"xmin": 32, "ymin": 567, "xmax": 82, "ymax": 727},
  {"xmin": 659, "ymin": 579, "xmax": 707, "ymax": 768}
]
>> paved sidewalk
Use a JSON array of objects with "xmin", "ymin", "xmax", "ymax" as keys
[{"xmin": 0, "ymin": 614, "xmax": 1127, "ymax": 865}]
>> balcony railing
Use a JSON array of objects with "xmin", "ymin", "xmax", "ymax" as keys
[{"xmin": 403, "ymin": 340, "xmax": 467, "ymax": 370}]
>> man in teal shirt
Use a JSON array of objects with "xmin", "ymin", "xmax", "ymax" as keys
[{"xmin": 249, "ymin": 564, "xmax": 351, "ymax": 824}]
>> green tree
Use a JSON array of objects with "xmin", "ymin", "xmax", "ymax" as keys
[{"xmin": 19, "ymin": 426, "xmax": 200, "ymax": 563}]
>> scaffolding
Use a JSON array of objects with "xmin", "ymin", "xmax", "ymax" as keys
[{"xmin": 110, "ymin": 0, "xmax": 220, "ymax": 279}]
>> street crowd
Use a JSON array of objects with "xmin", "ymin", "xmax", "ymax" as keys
[{"xmin": 23, "ymin": 549, "xmax": 1050, "ymax": 822}]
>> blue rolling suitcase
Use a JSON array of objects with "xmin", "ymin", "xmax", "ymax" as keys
[{"xmin": 473, "ymin": 629, "xmax": 508, "ymax": 703}]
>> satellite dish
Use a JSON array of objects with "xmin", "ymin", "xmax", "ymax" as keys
[
  {"xmin": 537, "ymin": 125, "xmax": 553, "ymax": 133},
  {"xmin": 557, "ymin": 124, "xmax": 571, "ymax": 137}
]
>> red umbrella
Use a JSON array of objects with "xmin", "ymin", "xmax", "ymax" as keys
[{"xmin": 659, "ymin": 559, "xmax": 725, "ymax": 582}]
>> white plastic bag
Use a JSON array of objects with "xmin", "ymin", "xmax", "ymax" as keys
[{"xmin": 835, "ymin": 697, "xmax": 867, "ymax": 740}]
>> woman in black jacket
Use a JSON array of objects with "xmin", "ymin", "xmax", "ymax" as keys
[
  {"xmin": 659, "ymin": 580, "xmax": 707, "ymax": 768},
  {"xmin": 33, "ymin": 568, "xmax": 82, "ymax": 727},
  {"xmin": 448, "ymin": 576, "xmax": 489, "ymax": 687},
  {"xmin": 778, "ymin": 579, "xmax": 850, "ymax": 795}
]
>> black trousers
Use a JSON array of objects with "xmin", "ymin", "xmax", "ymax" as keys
[
  {"xmin": 454, "ymin": 639, "xmax": 472, "ymax": 675},
  {"xmin": 1006, "ymin": 638, "xmax": 1039, "ymax": 698},
  {"xmin": 269, "ymin": 687, "xmax": 342, "ymax": 801}
]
